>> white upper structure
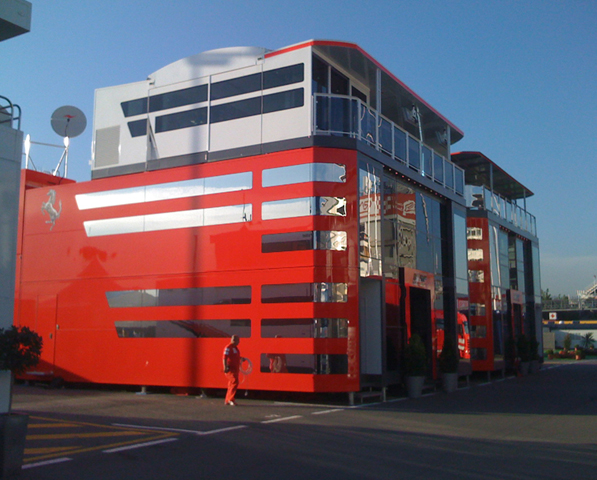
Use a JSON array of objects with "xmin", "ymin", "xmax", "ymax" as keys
[{"xmin": 92, "ymin": 40, "xmax": 464, "ymax": 187}]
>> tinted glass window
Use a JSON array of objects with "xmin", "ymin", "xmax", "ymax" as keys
[
  {"xmin": 211, "ymin": 72, "xmax": 261, "ymax": 101},
  {"xmin": 351, "ymin": 86, "xmax": 367, "ymax": 103},
  {"xmin": 312, "ymin": 55, "xmax": 328, "ymax": 93},
  {"xmin": 262, "ymin": 231, "xmax": 314, "ymax": 253},
  {"xmin": 262, "ymin": 163, "xmax": 346, "ymax": 187},
  {"xmin": 408, "ymin": 136, "xmax": 420, "ymax": 170},
  {"xmin": 262, "ymin": 283, "xmax": 347, "ymax": 303},
  {"xmin": 149, "ymin": 84, "xmax": 207, "ymax": 112},
  {"xmin": 115, "ymin": 319, "xmax": 250, "ymax": 338},
  {"xmin": 262, "ymin": 230, "xmax": 347, "ymax": 253},
  {"xmin": 263, "ymin": 64, "xmax": 304, "ymax": 89},
  {"xmin": 394, "ymin": 127, "xmax": 407, "ymax": 162},
  {"xmin": 107, "ymin": 286, "xmax": 251, "ymax": 307},
  {"xmin": 422, "ymin": 146, "xmax": 432, "ymax": 177},
  {"xmin": 121, "ymin": 98, "xmax": 148, "ymax": 117},
  {"xmin": 155, "ymin": 107, "xmax": 207, "ymax": 133},
  {"xmin": 330, "ymin": 68, "xmax": 349, "ymax": 95},
  {"xmin": 261, "ymin": 318, "xmax": 348, "ymax": 338},
  {"xmin": 259, "ymin": 353, "xmax": 348, "ymax": 374},
  {"xmin": 445, "ymin": 162, "xmax": 454, "ymax": 189},
  {"xmin": 433, "ymin": 153, "xmax": 444, "ymax": 183},
  {"xmin": 127, "ymin": 119, "xmax": 147, "ymax": 137},
  {"xmin": 263, "ymin": 88, "xmax": 304, "ymax": 114},
  {"xmin": 210, "ymin": 97, "xmax": 261, "ymax": 123}
]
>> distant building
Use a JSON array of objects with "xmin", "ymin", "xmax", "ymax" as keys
[{"xmin": 14, "ymin": 40, "xmax": 540, "ymax": 397}]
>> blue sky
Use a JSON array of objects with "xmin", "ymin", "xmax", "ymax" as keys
[{"xmin": 2, "ymin": 0, "xmax": 596, "ymax": 296}]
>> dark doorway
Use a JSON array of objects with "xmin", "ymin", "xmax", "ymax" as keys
[{"xmin": 410, "ymin": 287, "xmax": 432, "ymax": 375}]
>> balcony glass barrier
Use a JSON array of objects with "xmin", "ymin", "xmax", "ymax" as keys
[
  {"xmin": 313, "ymin": 93, "xmax": 464, "ymax": 196},
  {"xmin": 464, "ymin": 185, "xmax": 537, "ymax": 236}
]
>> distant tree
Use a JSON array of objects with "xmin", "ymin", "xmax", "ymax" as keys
[
  {"xmin": 541, "ymin": 289, "xmax": 552, "ymax": 303},
  {"xmin": 563, "ymin": 333, "xmax": 572, "ymax": 352},
  {"xmin": 581, "ymin": 332, "xmax": 594, "ymax": 350}
]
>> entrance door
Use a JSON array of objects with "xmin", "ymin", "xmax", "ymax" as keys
[
  {"xmin": 409, "ymin": 287, "xmax": 433, "ymax": 375},
  {"xmin": 35, "ymin": 295, "xmax": 57, "ymax": 376}
]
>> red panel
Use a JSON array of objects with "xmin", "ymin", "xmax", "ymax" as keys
[{"xmin": 16, "ymin": 147, "xmax": 361, "ymax": 393}]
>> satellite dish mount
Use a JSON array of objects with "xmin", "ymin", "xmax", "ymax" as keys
[{"xmin": 49, "ymin": 105, "xmax": 87, "ymax": 177}]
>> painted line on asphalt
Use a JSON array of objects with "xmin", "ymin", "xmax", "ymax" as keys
[
  {"xmin": 261, "ymin": 415, "xmax": 302, "ymax": 424},
  {"xmin": 103, "ymin": 437, "xmax": 178, "ymax": 453},
  {"xmin": 113, "ymin": 423, "xmax": 248, "ymax": 436},
  {"xmin": 22, "ymin": 457, "xmax": 72, "ymax": 469},
  {"xmin": 312, "ymin": 409, "xmax": 345, "ymax": 415},
  {"xmin": 200, "ymin": 425, "xmax": 249, "ymax": 435}
]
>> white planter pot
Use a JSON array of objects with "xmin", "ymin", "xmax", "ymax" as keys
[{"xmin": 442, "ymin": 372, "xmax": 458, "ymax": 393}]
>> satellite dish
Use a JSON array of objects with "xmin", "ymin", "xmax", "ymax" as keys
[{"xmin": 51, "ymin": 105, "xmax": 87, "ymax": 138}]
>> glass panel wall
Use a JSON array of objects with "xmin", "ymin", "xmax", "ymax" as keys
[{"xmin": 359, "ymin": 167, "xmax": 382, "ymax": 277}]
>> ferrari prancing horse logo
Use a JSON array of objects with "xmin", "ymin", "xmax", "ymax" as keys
[{"xmin": 41, "ymin": 189, "xmax": 62, "ymax": 230}]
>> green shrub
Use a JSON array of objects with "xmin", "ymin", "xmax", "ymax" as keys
[
  {"xmin": 516, "ymin": 334, "xmax": 531, "ymax": 362},
  {"xmin": 438, "ymin": 334, "xmax": 459, "ymax": 373},
  {"xmin": 0, "ymin": 326, "xmax": 43, "ymax": 374},
  {"xmin": 404, "ymin": 334, "xmax": 427, "ymax": 377}
]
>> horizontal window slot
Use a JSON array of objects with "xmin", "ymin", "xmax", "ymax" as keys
[
  {"xmin": 127, "ymin": 119, "xmax": 147, "ymax": 137},
  {"xmin": 261, "ymin": 318, "xmax": 348, "ymax": 338},
  {"xmin": 115, "ymin": 319, "xmax": 250, "ymax": 338},
  {"xmin": 262, "ymin": 162, "xmax": 345, "ymax": 187},
  {"xmin": 259, "ymin": 354, "xmax": 348, "ymax": 374},
  {"xmin": 262, "ymin": 196, "xmax": 346, "ymax": 220},
  {"xmin": 261, "ymin": 283, "xmax": 347, "ymax": 303},
  {"xmin": 83, "ymin": 204, "xmax": 252, "ymax": 237},
  {"xmin": 155, "ymin": 107, "xmax": 207, "ymax": 133},
  {"xmin": 76, "ymin": 172, "xmax": 252, "ymax": 210},
  {"xmin": 107, "ymin": 286, "xmax": 252, "ymax": 308},
  {"xmin": 262, "ymin": 231, "xmax": 347, "ymax": 253}
]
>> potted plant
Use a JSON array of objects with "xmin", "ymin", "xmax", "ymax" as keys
[
  {"xmin": 546, "ymin": 349, "xmax": 555, "ymax": 360},
  {"xmin": 403, "ymin": 334, "xmax": 427, "ymax": 398},
  {"xmin": 575, "ymin": 347, "xmax": 585, "ymax": 360},
  {"xmin": 516, "ymin": 334, "xmax": 531, "ymax": 376},
  {"xmin": 0, "ymin": 325, "xmax": 43, "ymax": 478},
  {"xmin": 438, "ymin": 334, "xmax": 459, "ymax": 393}
]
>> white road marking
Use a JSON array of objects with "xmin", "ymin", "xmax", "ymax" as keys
[
  {"xmin": 22, "ymin": 457, "xmax": 72, "ymax": 469},
  {"xmin": 111, "ymin": 423, "xmax": 248, "ymax": 435},
  {"xmin": 261, "ymin": 415, "xmax": 302, "ymax": 424},
  {"xmin": 103, "ymin": 437, "xmax": 178, "ymax": 453}
]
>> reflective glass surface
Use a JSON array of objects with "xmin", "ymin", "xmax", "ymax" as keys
[
  {"xmin": 106, "ymin": 286, "xmax": 251, "ymax": 307},
  {"xmin": 261, "ymin": 283, "xmax": 348, "ymax": 303},
  {"xmin": 408, "ymin": 136, "xmax": 420, "ymax": 171},
  {"xmin": 360, "ymin": 167, "xmax": 382, "ymax": 277},
  {"xmin": 262, "ymin": 197, "xmax": 346, "ymax": 220},
  {"xmin": 76, "ymin": 172, "xmax": 252, "ymax": 210},
  {"xmin": 115, "ymin": 319, "xmax": 250, "ymax": 338},
  {"xmin": 422, "ymin": 146, "xmax": 432, "ymax": 178},
  {"xmin": 155, "ymin": 107, "xmax": 207, "ymax": 133},
  {"xmin": 393, "ymin": 127, "xmax": 407, "ymax": 162},
  {"xmin": 261, "ymin": 318, "xmax": 348, "ymax": 338},
  {"xmin": 84, "ymin": 204, "xmax": 252, "ymax": 237},
  {"xmin": 262, "ymin": 163, "xmax": 346, "ymax": 187},
  {"xmin": 259, "ymin": 354, "xmax": 348, "ymax": 374},
  {"xmin": 261, "ymin": 230, "xmax": 347, "ymax": 253}
]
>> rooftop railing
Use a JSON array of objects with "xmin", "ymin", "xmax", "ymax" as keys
[
  {"xmin": 312, "ymin": 93, "xmax": 465, "ymax": 196},
  {"xmin": 465, "ymin": 185, "xmax": 537, "ymax": 236},
  {"xmin": 0, "ymin": 95, "xmax": 21, "ymax": 130}
]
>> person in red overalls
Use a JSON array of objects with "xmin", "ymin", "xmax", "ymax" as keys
[{"xmin": 222, "ymin": 335, "xmax": 246, "ymax": 406}]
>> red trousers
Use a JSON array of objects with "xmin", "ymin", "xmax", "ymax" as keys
[{"xmin": 224, "ymin": 370, "xmax": 239, "ymax": 404}]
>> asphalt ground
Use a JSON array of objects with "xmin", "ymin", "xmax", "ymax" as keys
[{"xmin": 11, "ymin": 359, "xmax": 597, "ymax": 480}]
